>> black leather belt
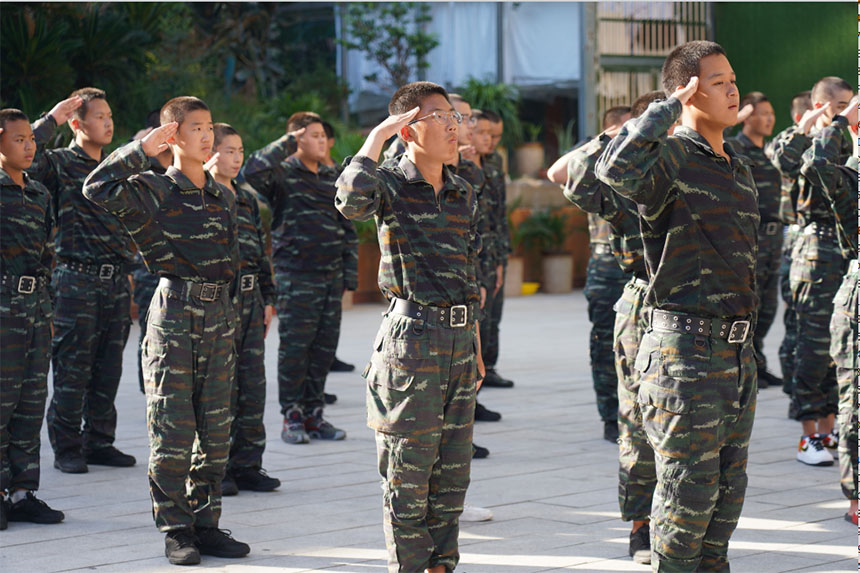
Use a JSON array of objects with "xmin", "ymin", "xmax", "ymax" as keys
[
  {"xmin": 59, "ymin": 260, "xmax": 125, "ymax": 280},
  {"xmin": 651, "ymin": 309, "xmax": 752, "ymax": 344},
  {"xmin": 158, "ymin": 276, "xmax": 230, "ymax": 303},
  {"xmin": 592, "ymin": 243, "xmax": 612, "ymax": 255},
  {"xmin": 239, "ymin": 273, "xmax": 257, "ymax": 292},
  {"xmin": 1, "ymin": 274, "xmax": 47, "ymax": 294},
  {"xmin": 389, "ymin": 297, "xmax": 475, "ymax": 328},
  {"xmin": 760, "ymin": 221, "xmax": 782, "ymax": 236}
]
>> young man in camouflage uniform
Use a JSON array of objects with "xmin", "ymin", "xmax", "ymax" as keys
[
  {"xmin": 727, "ymin": 92, "xmax": 783, "ymax": 389},
  {"xmin": 770, "ymin": 76, "xmax": 854, "ymax": 465},
  {"xmin": 768, "ymin": 91, "xmax": 812, "ymax": 404},
  {"xmin": 336, "ymin": 81, "xmax": 485, "ymax": 573},
  {"xmin": 800, "ymin": 97, "xmax": 858, "ymax": 522},
  {"xmin": 0, "ymin": 108, "xmax": 67, "ymax": 529},
  {"xmin": 29, "ymin": 88, "xmax": 137, "ymax": 474},
  {"xmin": 244, "ymin": 112, "xmax": 357, "ymax": 445},
  {"xmin": 597, "ymin": 41, "xmax": 759, "ymax": 571},
  {"xmin": 84, "ymin": 97, "xmax": 249, "ymax": 565},
  {"xmin": 206, "ymin": 123, "xmax": 280, "ymax": 495}
]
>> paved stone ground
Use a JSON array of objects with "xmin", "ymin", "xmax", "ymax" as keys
[{"xmin": 1, "ymin": 292, "xmax": 855, "ymax": 572}]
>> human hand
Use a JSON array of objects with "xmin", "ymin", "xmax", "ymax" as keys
[
  {"xmin": 736, "ymin": 103, "xmax": 754, "ymax": 124},
  {"xmin": 287, "ymin": 126, "xmax": 307, "ymax": 141},
  {"xmin": 370, "ymin": 107, "xmax": 421, "ymax": 141},
  {"xmin": 480, "ymin": 286, "xmax": 487, "ymax": 309},
  {"xmin": 48, "ymin": 96, "xmax": 83, "ymax": 125},
  {"xmin": 141, "ymin": 122, "xmax": 178, "ymax": 156},
  {"xmin": 603, "ymin": 124, "xmax": 623, "ymax": 139},
  {"xmin": 203, "ymin": 152, "xmax": 220, "ymax": 173},
  {"xmin": 494, "ymin": 265, "xmax": 504, "ymax": 295},
  {"xmin": 671, "ymin": 76, "xmax": 699, "ymax": 105},
  {"xmin": 838, "ymin": 95, "xmax": 859, "ymax": 128},
  {"xmin": 264, "ymin": 304, "xmax": 276, "ymax": 338},
  {"xmin": 797, "ymin": 104, "xmax": 830, "ymax": 135},
  {"xmin": 460, "ymin": 144, "xmax": 478, "ymax": 162},
  {"xmin": 132, "ymin": 127, "xmax": 154, "ymax": 141}
]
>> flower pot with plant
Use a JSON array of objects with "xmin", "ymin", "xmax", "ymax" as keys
[{"xmin": 518, "ymin": 209, "xmax": 573, "ymax": 294}]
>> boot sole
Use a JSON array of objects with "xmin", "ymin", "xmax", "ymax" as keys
[
  {"xmin": 281, "ymin": 432, "xmax": 309, "ymax": 444},
  {"xmin": 307, "ymin": 431, "xmax": 346, "ymax": 440},
  {"xmin": 166, "ymin": 549, "xmax": 201, "ymax": 565},
  {"xmin": 198, "ymin": 547, "xmax": 250, "ymax": 558},
  {"xmin": 53, "ymin": 460, "xmax": 88, "ymax": 474}
]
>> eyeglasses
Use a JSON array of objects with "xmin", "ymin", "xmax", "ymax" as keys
[
  {"xmin": 462, "ymin": 115, "xmax": 478, "ymax": 127},
  {"xmin": 408, "ymin": 110, "xmax": 463, "ymax": 126}
]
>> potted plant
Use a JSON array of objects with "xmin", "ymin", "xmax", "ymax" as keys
[
  {"xmin": 353, "ymin": 219, "xmax": 384, "ymax": 304},
  {"xmin": 503, "ymin": 197, "xmax": 528, "ymax": 297},
  {"xmin": 517, "ymin": 209, "xmax": 573, "ymax": 294},
  {"xmin": 515, "ymin": 122, "xmax": 545, "ymax": 178}
]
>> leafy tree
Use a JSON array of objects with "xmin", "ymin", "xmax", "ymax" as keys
[{"xmin": 340, "ymin": 3, "xmax": 439, "ymax": 90}]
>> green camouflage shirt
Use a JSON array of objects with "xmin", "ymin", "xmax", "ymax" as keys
[
  {"xmin": 800, "ymin": 116, "xmax": 858, "ymax": 259},
  {"xmin": 335, "ymin": 154, "xmax": 480, "ymax": 307},
  {"xmin": 728, "ymin": 132, "xmax": 782, "ymax": 223},
  {"xmin": 563, "ymin": 134, "xmax": 646, "ymax": 277},
  {"xmin": 0, "ymin": 169, "xmax": 53, "ymax": 278},
  {"xmin": 482, "ymin": 151, "xmax": 511, "ymax": 263},
  {"xmin": 29, "ymin": 116, "xmax": 135, "ymax": 266},
  {"xmin": 453, "ymin": 157, "xmax": 495, "ymax": 291},
  {"xmin": 234, "ymin": 183, "xmax": 276, "ymax": 305},
  {"xmin": 243, "ymin": 134, "xmax": 358, "ymax": 288},
  {"xmin": 596, "ymin": 97, "xmax": 760, "ymax": 319},
  {"xmin": 83, "ymin": 140, "xmax": 239, "ymax": 283}
]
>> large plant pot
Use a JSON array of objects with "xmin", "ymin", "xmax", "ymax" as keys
[
  {"xmin": 354, "ymin": 242, "xmax": 384, "ymax": 304},
  {"xmin": 558, "ymin": 205, "xmax": 589, "ymax": 288},
  {"xmin": 504, "ymin": 255, "xmax": 524, "ymax": 298},
  {"xmin": 514, "ymin": 142, "xmax": 545, "ymax": 178},
  {"xmin": 541, "ymin": 253, "xmax": 573, "ymax": 294}
]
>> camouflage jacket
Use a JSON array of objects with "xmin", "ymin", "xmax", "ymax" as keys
[
  {"xmin": 563, "ymin": 134, "xmax": 646, "ymax": 277},
  {"xmin": 0, "ymin": 169, "xmax": 54, "ymax": 279},
  {"xmin": 335, "ymin": 154, "xmax": 480, "ymax": 308},
  {"xmin": 29, "ymin": 116, "xmax": 135, "ymax": 266},
  {"xmin": 769, "ymin": 121, "xmax": 852, "ymax": 227},
  {"xmin": 800, "ymin": 116, "xmax": 858, "ymax": 259},
  {"xmin": 234, "ymin": 182, "xmax": 276, "ymax": 305},
  {"xmin": 482, "ymin": 151, "xmax": 511, "ymax": 263},
  {"xmin": 243, "ymin": 134, "xmax": 358, "ymax": 288},
  {"xmin": 453, "ymin": 157, "xmax": 495, "ymax": 291},
  {"xmin": 728, "ymin": 132, "xmax": 782, "ymax": 224},
  {"xmin": 382, "ymin": 137, "xmax": 407, "ymax": 162},
  {"xmin": 596, "ymin": 97, "xmax": 760, "ymax": 319},
  {"xmin": 83, "ymin": 140, "xmax": 239, "ymax": 284}
]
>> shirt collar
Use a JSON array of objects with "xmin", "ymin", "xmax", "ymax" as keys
[
  {"xmin": 67, "ymin": 141, "xmax": 103, "ymax": 163},
  {"xmin": 165, "ymin": 166, "xmax": 222, "ymax": 197},
  {"xmin": 397, "ymin": 154, "xmax": 466, "ymax": 196},
  {"xmin": 0, "ymin": 169, "xmax": 41, "ymax": 194},
  {"xmin": 674, "ymin": 126, "xmax": 751, "ymax": 168}
]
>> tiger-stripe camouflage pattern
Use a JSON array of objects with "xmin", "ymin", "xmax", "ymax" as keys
[
  {"xmin": 336, "ymin": 153, "xmax": 479, "ymax": 573},
  {"xmin": 452, "ymin": 157, "xmax": 496, "ymax": 296},
  {"xmin": 229, "ymin": 184, "xmax": 275, "ymax": 469},
  {"xmin": 83, "ymin": 140, "xmax": 240, "ymax": 532},
  {"xmin": 131, "ymin": 253, "xmax": 160, "ymax": 393},
  {"xmin": 728, "ymin": 132, "xmax": 783, "ymax": 375},
  {"xmin": 777, "ymin": 224, "xmax": 800, "ymax": 395},
  {"xmin": 1, "ymin": 170, "xmax": 54, "ymax": 493},
  {"xmin": 596, "ymin": 96, "xmax": 760, "ymax": 571},
  {"xmin": 481, "ymin": 151, "xmax": 510, "ymax": 368}
]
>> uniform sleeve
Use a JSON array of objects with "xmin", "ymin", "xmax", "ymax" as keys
[
  {"xmin": 242, "ymin": 134, "xmax": 297, "ymax": 205},
  {"xmin": 251, "ymin": 196, "xmax": 277, "ymax": 306},
  {"xmin": 595, "ymin": 97, "xmax": 684, "ymax": 216},
  {"xmin": 27, "ymin": 116, "xmax": 63, "ymax": 212},
  {"xmin": 563, "ymin": 136, "xmax": 623, "ymax": 227},
  {"xmin": 341, "ymin": 217, "xmax": 359, "ymax": 291},
  {"xmin": 466, "ymin": 185, "xmax": 481, "ymax": 304},
  {"xmin": 335, "ymin": 155, "xmax": 386, "ymax": 221},
  {"xmin": 769, "ymin": 127, "xmax": 811, "ymax": 178},
  {"xmin": 40, "ymin": 193, "xmax": 55, "ymax": 278},
  {"xmin": 475, "ymin": 187, "xmax": 496, "ymax": 292}
]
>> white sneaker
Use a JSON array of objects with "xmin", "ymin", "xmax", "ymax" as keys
[
  {"xmin": 796, "ymin": 434, "xmax": 835, "ymax": 466},
  {"xmin": 821, "ymin": 431, "xmax": 839, "ymax": 460},
  {"xmin": 460, "ymin": 503, "xmax": 493, "ymax": 522}
]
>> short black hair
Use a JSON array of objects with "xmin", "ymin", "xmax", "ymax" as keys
[
  {"xmin": 811, "ymin": 76, "xmax": 853, "ymax": 103},
  {"xmin": 213, "ymin": 122, "xmax": 240, "ymax": 149},
  {"xmin": 70, "ymin": 87, "xmax": 107, "ymax": 120},
  {"xmin": 661, "ymin": 40, "xmax": 728, "ymax": 96},
  {"xmin": 631, "ymin": 91, "xmax": 666, "ymax": 118},
  {"xmin": 0, "ymin": 108, "xmax": 30, "ymax": 131},
  {"xmin": 740, "ymin": 91, "xmax": 769, "ymax": 111},
  {"xmin": 321, "ymin": 121, "xmax": 335, "ymax": 140},
  {"xmin": 790, "ymin": 90, "xmax": 812, "ymax": 120},
  {"xmin": 389, "ymin": 81, "xmax": 450, "ymax": 115},
  {"xmin": 286, "ymin": 111, "xmax": 322, "ymax": 134},
  {"xmin": 602, "ymin": 106, "xmax": 631, "ymax": 129},
  {"xmin": 482, "ymin": 109, "xmax": 502, "ymax": 124},
  {"xmin": 161, "ymin": 96, "xmax": 210, "ymax": 126},
  {"xmin": 473, "ymin": 110, "xmax": 491, "ymax": 122}
]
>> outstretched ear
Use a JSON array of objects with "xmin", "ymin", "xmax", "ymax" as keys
[
  {"xmin": 399, "ymin": 125, "xmax": 414, "ymax": 143},
  {"xmin": 68, "ymin": 118, "xmax": 79, "ymax": 133},
  {"xmin": 793, "ymin": 113, "xmax": 802, "ymax": 123}
]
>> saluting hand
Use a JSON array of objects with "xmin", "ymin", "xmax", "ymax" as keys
[
  {"xmin": 460, "ymin": 144, "xmax": 478, "ymax": 162},
  {"xmin": 797, "ymin": 103, "xmax": 830, "ymax": 135},
  {"xmin": 372, "ymin": 107, "xmax": 421, "ymax": 141},
  {"xmin": 287, "ymin": 126, "xmax": 307, "ymax": 141},
  {"xmin": 203, "ymin": 152, "xmax": 220, "ymax": 173},
  {"xmin": 672, "ymin": 76, "xmax": 699, "ymax": 105},
  {"xmin": 141, "ymin": 122, "xmax": 178, "ymax": 156},
  {"xmin": 838, "ymin": 95, "xmax": 859, "ymax": 128},
  {"xmin": 736, "ymin": 103, "xmax": 754, "ymax": 124},
  {"xmin": 48, "ymin": 96, "xmax": 83, "ymax": 125}
]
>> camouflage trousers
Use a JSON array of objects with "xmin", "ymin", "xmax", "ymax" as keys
[
  {"xmin": 132, "ymin": 268, "xmax": 159, "ymax": 394},
  {"xmin": 276, "ymin": 269, "xmax": 342, "ymax": 415},
  {"xmin": 584, "ymin": 248, "xmax": 628, "ymax": 422},
  {"xmin": 142, "ymin": 280, "xmax": 237, "ymax": 531},
  {"xmin": 636, "ymin": 317, "xmax": 757, "ymax": 571},
  {"xmin": 47, "ymin": 264, "xmax": 131, "ymax": 457},
  {"xmin": 829, "ymin": 261, "xmax": 857, "ymax": 500},
  {"xmin": 789, "ymin": 228, "xmax": 842, "ymax": 421},
  {"xmin": 753, "ymin": 227, "xmax": 783, "ymax": 372},
  {"xmin": 480, "ymin": 262, "xmax": 504, "ymax": 368},
  {"xmin": 363, "ymin": 309, "xmax": 477, "ymax": 573},
  {"xmin": 613, "ymin": 277, "xmax": 655, "ymax": 522},
  {"xmin": 778, "ymin": 225, "xmax": 800, "ymax": 396},
  {"xmin": 228, "ymin": 283, "xmax": 268, "ymax": 471},
  {"xmin": 0, "ymin": 283, "xmax": 52, "ymax": 492}
]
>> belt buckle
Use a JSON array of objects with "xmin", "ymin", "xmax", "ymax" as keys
[
  {"xmin": 240, "ymin": 274, "xmax": 255, "ymax": 292},
  {"xmin": 450, "ymin": 305, "xmax": 468, "ymax": 328},
  {"xmin": 99, "ymin": 264, "xmax": 115, "ymax": 280},
  {"xmin": 17, "ymin": 276, "xmax": 36, "ymax": 294},
  {"xmin": 765, "ymin": 222, "xmax": 779, "ymax": 235},
  {"xmin": 199, "ymin": 283, "xmax": 219, "ymax": 302},
  {"xmin": 727, "ymin": 320, "xmax": 750, "ymax": 344}
]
